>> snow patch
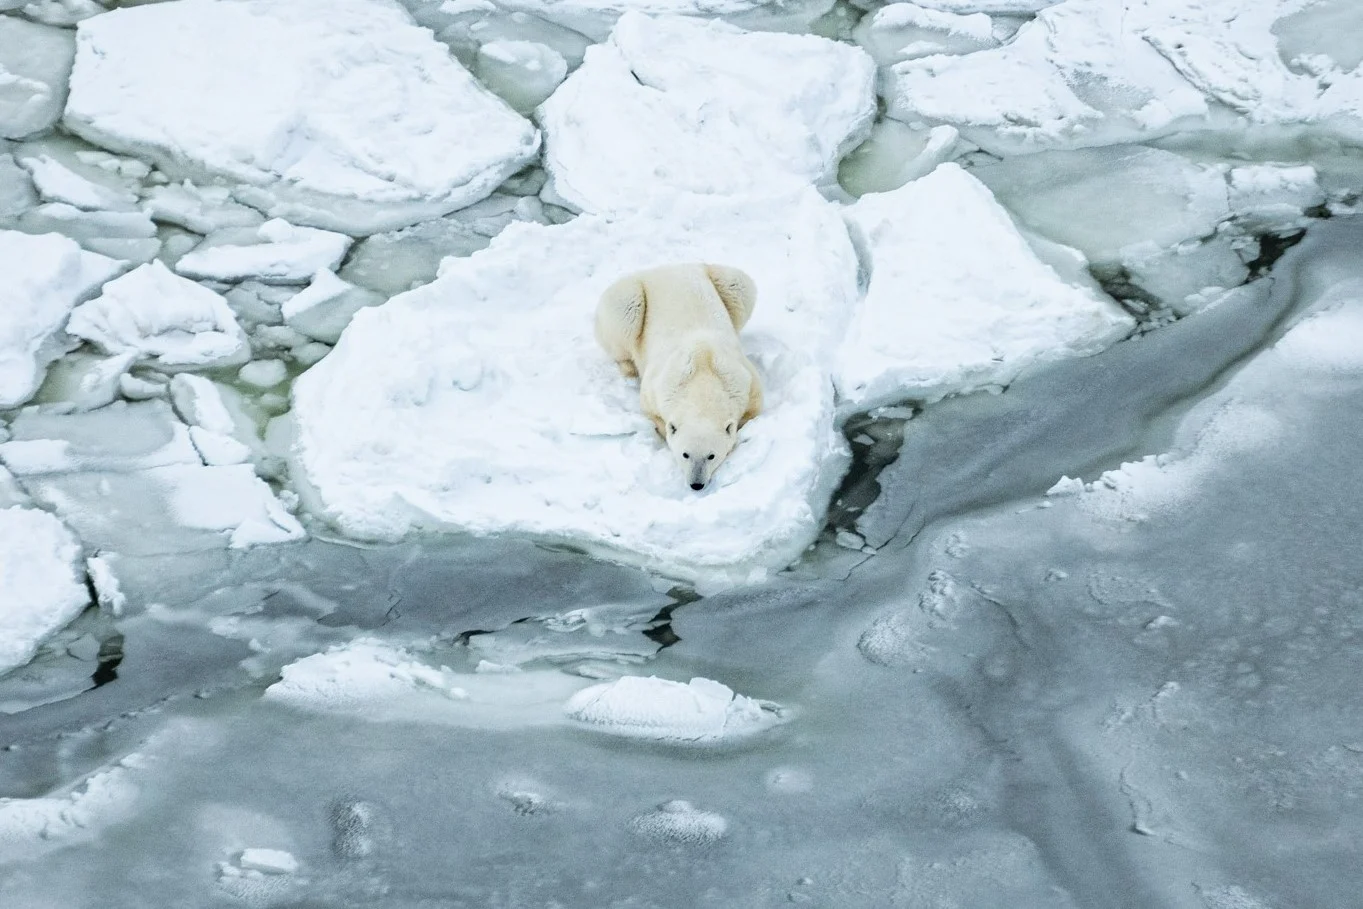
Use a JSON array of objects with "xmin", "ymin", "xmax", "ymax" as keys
[{"xmin": 563, "ymin": 675, "xmax": 787, "ymax": 744}]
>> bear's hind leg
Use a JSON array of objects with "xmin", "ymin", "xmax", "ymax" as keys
[
  {"xmin": 595, "ymin": 275, "xmax": 647, "ymax": 374},
  {"xmin": 705, "ymin": 264, "xmax": 757, "ymax": 332}
]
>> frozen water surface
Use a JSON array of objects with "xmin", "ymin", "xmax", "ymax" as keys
[{"xmin": 3, "ymin": 0, "xmax": 1363, "ymax": 906}]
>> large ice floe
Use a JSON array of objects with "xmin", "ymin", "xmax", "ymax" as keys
[
  {"xmin": 539, "ymin": 13, "xmax": 876, "ymax": 213},
  {"xmin": 833, "ymin": 164, "xmax": 1134, "ymax": 413},
  {"xmin": 0, "ymin": 505, "xmax": 88, "ymax": 677},
  {"xmin": 292, "ymin": 187, "xmax": 859, "ymax": 587},
  {"xmin": 0, "ymin": 228, "xmax": 120, "ymax": 409},
  {"xmin": 291, "ymin": 163, "xmax": 1135, "ymax": 584},
  {"xmin": 62, "ymin": 0, "xmax": 540, "ymax": 234},
  {"xmin": 881, "ymin": 0, "xmax": 1363, "ymax": 154}
]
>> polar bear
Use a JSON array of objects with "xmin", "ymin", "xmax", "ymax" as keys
[{"xmin": 595, "ymin": 263, "xmax": 763, "ymax": 491}]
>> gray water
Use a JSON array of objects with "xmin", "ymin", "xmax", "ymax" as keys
[{"xmin": 3, "ymin": 218, "xmax": 1359, "ymax": 908}]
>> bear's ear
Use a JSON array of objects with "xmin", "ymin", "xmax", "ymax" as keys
[
  {"xmin": 725, "ymin": 421, "xmax": 735, "ymax": 435},
  {"xmin": 668, "ymin": 423, "xmax": 677, "ymax": 435}
]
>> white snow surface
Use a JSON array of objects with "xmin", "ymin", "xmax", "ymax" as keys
[
  {"xmin": 539, "ymin": 13, "xmax": 876, "ymax": 214},
  {"xmin": 834, "ymin": 164, "xmax": 1134, "ymax": 411},
  {"xmin": 0, "ymin": 229, "xmax": 121, "ymax": 409},
  {"xmin": 66, "ymin": 262, "xmax": 249, "ymax": 369},
  {"xmin": 63, "ymin": 0, "xmax": 540, "ymax": 235},
  {"xmin": 174, "ymin": 220, "xmax": 352, "ymax": 285},
  {"xmin": 564, "ymin": 675, "xmax": 786, "ymax": 744},
  {"xmin": 290, "ymin": 188, "xmax": 858, "ymax": 587},
  {"xmin": 0, "ymin": 506, "xmax": 88, "ymax": 677}
]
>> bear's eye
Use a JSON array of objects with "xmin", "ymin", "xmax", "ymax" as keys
[
  {"xmin": 682, "ymin": 452, "xmax": 690, "ymax": 459},
  {"xmin": 707, "ymin": 454, "xmax": 715, "ymax": 461}
]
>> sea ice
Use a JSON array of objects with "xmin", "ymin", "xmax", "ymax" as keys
[
  {"xmin": 882, "ymin": 0, "xmax": 1210, "ymax": 155},
  {"xmin": 563, "ymin": 675, "xmax": 786, "ymax": 744},
  {"xmin": 65, "ymin": 261, "xmax": 250, "ymax": 369},
  {"xmin": 281, "ymin": 269, "xmax": 385, "ymax": 345},
  {"xmin": 0, "ymin": 764, "xmax": 138, "ymax": 863},
  {"xmin": 141, "ymin": 181, "xmax": 266, "ymax": 235},
  {"xmin": 833, "ymin": 164, "xmax": 1133, "ymax": 413},
  {"xmin": 474, "ymin": 40, "xmax": 569, "ymax": 115},
  {"xmin": 539, "ymin": 12, "xmax": 875, "ymax": 213},
  {"xmin": 290, "ymin": 188, "xmax": 858, "ymax": 587},
  {"xmin": 174, "ymin": 219, "xmax": 351, "ymax": 285},
  {"xmin": 0, "ymin": 505, "xmax": 88, "ymax": 676},
  {"xmin": 18, "ymin": 153, "xmax": 138, "ymax": 211},
  {"xmin": 0, "ymin": 228, "xmax": 120, "ymax": 408},
  {"xmin": 64, "ymin": 0, "xmax": 541, "ymax": 234},
  {"xmin": 852, "ymin": 3, "xmax": 996, "ymax": 66},
  {"xmin": 0, "ymin": 16, "xmax": 74, "ymax": 140}
]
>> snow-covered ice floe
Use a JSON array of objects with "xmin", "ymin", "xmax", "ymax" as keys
[
  {"xmin": 291, "ymin": 188, "xmax": 858, "ymax": 587},
  {"xmin": 0, "ymin": 16, "xmax": 75, "ymax": 140},
  {"xmin": 0, "ymin": 229, "xmax": 120, "ymax": 409},
  {"xmin": 66, "ymin": 261, "xmax": 250, "ymax": 370},
  {"xmin": 564, "ymin": 675, "xmax": 787, "ymax": 744},
  {"xmin": 539, "ymin": 13, "xmax": 876, "ymax": 213},
  {"xmin": 174, "ymin": 219, "xmax": 352, "ymax": 285},
  {"xmin": 0, "ymin": 506, "xmax": 88, "ymax": 676},
  {"xmin": 63, "ymin": 0, "xmax": 540, "ymax": 235},
  {"xmin": 880, "ymin": 0, "xmax": 1363, "ymax": 155},
  {"xmin": 834, "ymin": 164, "xmax": 1134, "ymax": 412},
  {"xmin": 0, "ymin": 762, "xmax": 139, "ymax": 863}
]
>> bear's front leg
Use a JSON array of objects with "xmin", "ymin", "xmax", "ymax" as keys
[{"xmin": 617, "ymin": 359, "xmax": 638, "ymax": 379}]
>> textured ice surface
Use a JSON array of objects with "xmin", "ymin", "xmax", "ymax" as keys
[
  {"xmin": 0, "ymin": 764, "xmax": 138, "ymax": 863},
  {"xmin": 66, "ymin": 262, "xmax": 249, "ymax": 369},
  {"xmin": 540, "ymin": 13, "xmax": 875, "ymax": 213},
  {"xmin": 0, "ymin": 16, "xmax": 74, "ymax": 140},
  {"xmin": 0, "ymin": 506, "xmax": 88, "ymax": 676},
  {"xmin": 834, "ymin": 164, "xmax": 1133, "ymax": 413},
  {"xmin": 64, "ymin": 0, "xmax": 540, "ymax": 234},
  {"xmin": 291, "ymin": 188, "xmax": 857, "ymax": 587},
  {"xmin": 280, "ymin": 269, "xmax": 385, "ymax": 345},
  {"xmin": 564, "ymin": 675, "xmax": 786, "ymax": 743},
  {"xmin": 0, "ymin": 229, "xmax": 120, "ymax": 408},
  {"xmin": 853, "ymin": 3, "xmax": 996, "ymax": 66}
]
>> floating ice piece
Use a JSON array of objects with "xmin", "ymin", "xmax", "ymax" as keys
[
  {"xmin": 66, "ymin": 261, "xmax": 250, "ymax": 369},
  {"xmin": 0, "ymin": 506, "xmax": 88, "ymax": 677},
  {"xmin": 175, "ymin": 220, "xmax": 352, "ymax": 285},
  {"xmin": 833, "ymin": 164, "xmax": 1134, "ymax": 413},
  {"xmin": 142, "ymin": 181, "xmax": 265, "ymax": 234},
  {"xmin": 265, "ymin": 638, "xmax": 588, "ymax": 727},
  {"xmin": 0, "ymin": 153, "xmax": 37, "ymax": 217},
  {"xmin": 883, "ymin": 0, "xmax": 1210, "ymax": 155},
  {"xmin": 18, "ymin": 153, "xmax": 137, "ymax": 211},
  {"xmin": 629, "ymin": 800, "xmax": 729, "ymax": 844},
  {"xmin": 0, "ymin": 17, "xmax": 74, "ymax": 140},
  {"xmin": 281, "ymin": 269, "xmax": 385, "ymax": 345},
  {"xmin": 0, "ymin": 763, "xmax": 138, "ymax": 863},
  {"xmin": 0, "ymin": 400, "xmax": 200, "ymax": 475},
  {"xmin": 169, "ymin": 374, "xmax": 260, "ymax": 467},
  {"xmin": 237, "ymin": 848, "xmax": 299, "ymax": 875},
  {"xmin": 0, "ymin": 229, "xmax": 121, "ymax": 408},
  {"xmin": 564, "ymin": 675, "xmax": 786, "ymax": 744},
  {"xmin": 853, "ymin": 3, "xmax": 996, "ymax": 66},
  {"xmin": 16, "ymin": 203, "xmax": 160, "ymax": 268},
  {"xmin": 540, "ymin": 13, "xmax": 875, "ymax": 213},
  {"xmin": 972, "ymin": 145, "xmax": 1231, "ymax": 264},
  {"xmin": 290, "ymin": 188, "xmax": 857, "ymax": 587},
  {"xmin": 1227, "ymin": 164, "xmax": 1325, "ymax": 232},
  {"xmin": 64, "ymin": 0, "xmax": 540, "ymax": 234}
]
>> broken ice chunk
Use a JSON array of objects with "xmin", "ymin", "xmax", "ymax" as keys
[
  {"xmin": 563, "ymin": 675, "xmax": 787, "ymax": 744},
  {"xmin": 0, "ymin": 505, "xmax": 89, "ymax": 676},
  {"xmin": 66, "ymin": 261, "xmax": 250, "ymax": 369},
  {"xmin": 175, "ymin": 220, "xmax": 352, "ymax": 285}
]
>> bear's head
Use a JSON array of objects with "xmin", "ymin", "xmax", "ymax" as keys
[{"xmin": 663, "ymin": 416, "xmax": 737, "ymax": 491}]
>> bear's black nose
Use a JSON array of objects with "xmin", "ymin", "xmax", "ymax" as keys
[{"xmin": 690, "ymin": 483, "xmax": 704, "ymax": 491}]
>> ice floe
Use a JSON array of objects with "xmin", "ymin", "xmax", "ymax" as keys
[
  {"xmin": 0, "ymin": 16, "xmax": 74, "ymax": 140},
  {"xmin": 539, "ymin": 12, "xmax": 875, "ymax": 213},
  {"xmin": 564, "ymin": 675, "xmax": 786, "ymax": 744},
  {"xmin": 280, "ymin": 269, "xmax": 385, "ymax": 345},
  {"xmin": 264, "ymin": 638, "xmax": 588, "ymax": 728},
  {"xmin": 0, "ymin": 400, "xmax": 303, "ymax": 552},
  {"xmin": 0, "ymin": 505, "xmax": 88, "ymax": 676},
  {"xmin": 64, "ymin": 0, "xmax": 540, "ymax": 234},
  {"xmin": 0, "ymin": 229, "xmax": 120, "ymax": 409},
  {"xmin": 0, "ymin": 763, "xmax": 139, "ymax": 863},
  {"xmin": 853, "ymin": 3, "xmax": 997, "ymax": 66},
  {"xmin": 174, "ymin": 220, "xmax": 351, "ymax": 285},
  {"xmin": 833, "ymin": 164, "xmax": 1134, "ymax": 412},
  {"xmin": 66, "ymin": 261, "xmax": 249, "ymax": 370},
  {"xmin": 290, "ymin": 188, "xmax": 857, "ymax": 586}
]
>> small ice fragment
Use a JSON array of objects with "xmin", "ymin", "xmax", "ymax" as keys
[
  {"xmin": 238, "ymin": 360, "xmax": 288, "ymax": 388},
  {"xmin": 237, "ymin": 848, "xmax": 298, "ymax": 875}
]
